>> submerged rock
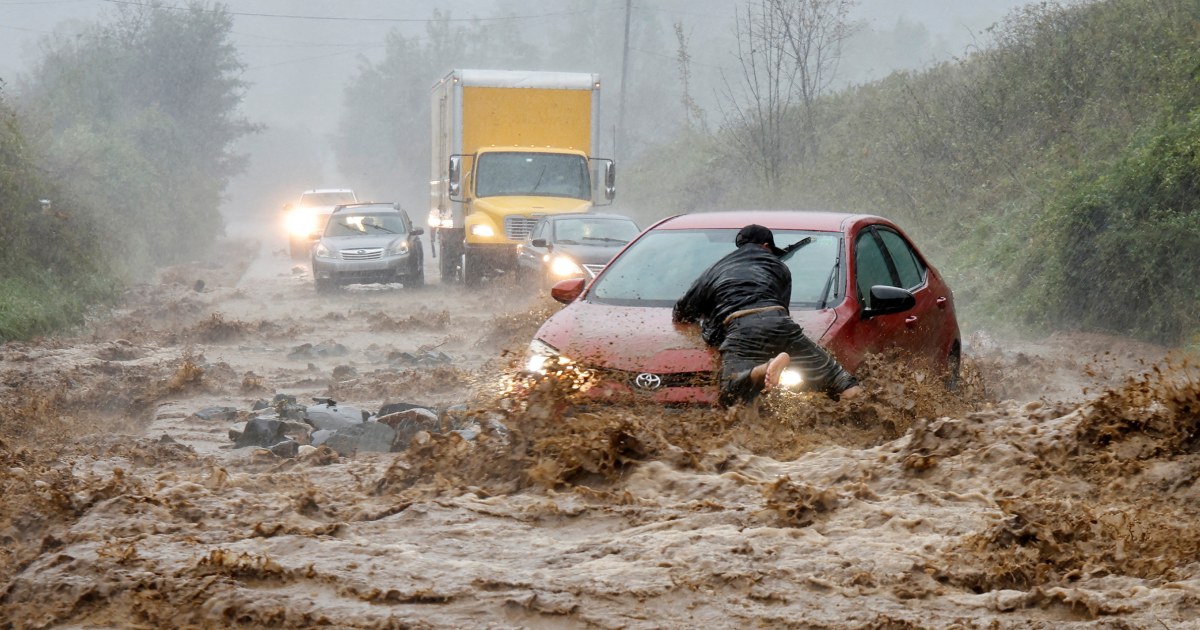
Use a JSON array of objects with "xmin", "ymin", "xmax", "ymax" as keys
[
  {"xmin": 323, "ymin": 422, "xmax": 397, "ymax": 456},
  {"xmin": 193, "ymin": 406, "xmax": 238, "ymax": 422},
  {"xmin": 304, "ymin": 400, "xmax": 368, "ymax": 431}
]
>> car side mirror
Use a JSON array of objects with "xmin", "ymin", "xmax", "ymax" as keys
[
  {"xmin": 862, "ymin": 285, "xmax": 916, "ymax": 318},
  {"xmin": 550, "ymin": 278, "xmax": 586, "ymax": 304},
  {"xmin": 410, "ymin": 227, "xmax": 424, "ymax": 236},
  {"xmin": 530, "ymin": 238, "xmax": 547, "ymax": 248}
]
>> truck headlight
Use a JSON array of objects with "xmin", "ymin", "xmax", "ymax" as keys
[
  {"xmin": 313, "ymin": 242, "xmax": 335, "ymax": 259},
  {"xmin": 386, "ymin": 239, "xmax": 410, "ymax": 256},
  {"xmin": 470, "ymin": 224, "xmax": 495, "ymax": 238},
  {"xmin": 779, "ymin": 368, "xmax": 803, "ymax": 389},
  {"xmin": 549, "ymin": 255, "xmax": 583, "ymax": 278}
]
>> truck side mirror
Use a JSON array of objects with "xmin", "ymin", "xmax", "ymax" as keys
[
  {"xmin": 448, "ymin": 156, "xmax": 462, "ymax": 201},
  {"xmin": 530, "ymin": 238, "xmax": 547, "ymax": 248},
  {"xmin": 604, "ymin": 161, "xmax": 616, "ymax": 201}
]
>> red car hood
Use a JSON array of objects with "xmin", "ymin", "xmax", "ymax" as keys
[{"xmin": 536, "ymin": 302, "xmax": 837, "ymax": 374}]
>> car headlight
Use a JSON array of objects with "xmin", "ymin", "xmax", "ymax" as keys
[
  {"xmin": 470, "ymin": 224, "xmax": 495, "ymax": 238},
  {"xmin": 525, "ymin": 339, "xmax": 565, "ymax": 374},
  {"xmin": 287, "ymin": 209, "xmax": 317, "ymax": 236},
  {"xmin": 779, "ymin": 368, "xmax": 803, "ymax": 389},
  {"xmin": 313, "ymin": 242, "xmax": 335, "ymax": 259},
  {"xmin": 549, "ymin": 255, "xmax": 583, "ymax": 278},
  {"xmin": 386, "ymin": 239, "xmax": 410, "ymax": 256}
]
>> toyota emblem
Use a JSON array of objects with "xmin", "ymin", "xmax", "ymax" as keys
[
  {"xmin": 357, "ymin": 249, "xmax": 366, "ymax": 255},
  {"xmin": 634, "ymin": 372, "xmax": 663, "ymax": 391}
]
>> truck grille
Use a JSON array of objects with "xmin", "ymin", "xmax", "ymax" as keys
[
  {"xmin": 340, "ymin": 248, "xmax": 384, "ymax": 261},
  {"xmin": 504, "ymin": 216, "xmax": 538, "ymax": 241}
]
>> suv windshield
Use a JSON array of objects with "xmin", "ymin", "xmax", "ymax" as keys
[
  {"xmin": 553, "ymin": 217, "xmax": 640, "ymax": 245},
  {"xmin": 475, "ymin": 152, "xmax": 591, "ymax": 200},
  {"xmin": 588, "ymin": 228, "xmax": 842, "ymax": 308},
  {"xmin": 324, "ymin": 213, "xmax": 407, "ymax": 237},
  {"xmin": 300, "ymin": 192, "xmax": 356, "ymax": 206}
]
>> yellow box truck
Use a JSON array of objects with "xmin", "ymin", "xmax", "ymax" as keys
[{"xmin": 428, "ymin": 69, "xmax": 615, "ymax": 286}]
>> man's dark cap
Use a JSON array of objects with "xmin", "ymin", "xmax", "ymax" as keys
[{"xmin": 735, "ymin": 224, "xmax": 786, "ymax": 256}]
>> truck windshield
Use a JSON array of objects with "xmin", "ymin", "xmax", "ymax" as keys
[
  {"xmin": 587, "ymin": 228, "xmax": 842, "ymax": 308},
  {"xmin": 475, "ymin": 152, "xmax": 591, "ymax": 200}
]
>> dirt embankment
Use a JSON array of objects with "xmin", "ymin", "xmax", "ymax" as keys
[{"xmin": 2, "ymin": 237, "xmax": 1197, "ymax": 629}]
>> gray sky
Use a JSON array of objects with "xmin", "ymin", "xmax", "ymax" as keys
[{"xmin": 0, "ymin": 0, "xmax": 1034, "ymax": 213}]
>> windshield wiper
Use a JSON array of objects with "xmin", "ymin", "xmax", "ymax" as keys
[
  {"xmin": 817, "ymin": 246, "xmax": 841, "ymax": 309},
  {"xmin": 365, "ymin": 224, "xmax": 397, "ymax": 234},
  {"xmin": 530, "ymin": 166, "xmax": 548, "ymax": 193},
  {"xmin": 581, "ymin": 236, "xmax": 628, "ymax": 244},
  {"xmin": 778, "ymin": 237, "xmax": 813, "ymax": 262}
]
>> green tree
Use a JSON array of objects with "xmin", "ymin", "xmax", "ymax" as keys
[{"xmin": 17, "ymin": 1, "xmax": 256, "ymax": 268}]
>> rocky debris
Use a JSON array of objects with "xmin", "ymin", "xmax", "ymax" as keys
[
  {"xmin": 322, "ymin": 421, "xmax": 398, "ymax": 456},
  {"xmin": 96, "ymin": 339, "xmax": 141, "ymax": 361},
  {"xmin": 378, "ymin": 407, "xmax": 441, "ymax": 450},
  {"xmin": 310, "ymin": 429, "xmax": 335, "ymax": 446},
  {"xmin": 331, "ymin": 365, "xmax": 359, "ymax": 381},
  {"xmin": 304, "ymin": 399, "xmax": 370, "ymax": 431},
  {"xmin": 387, "ymin": 350, "xmax": 455, "ymax": 367},
  {"xmin": 287, "ymin": 340, "xmax": 349, "ymax": 361},
  {"xmin": 216, "ymin": 396, "xmax": 484, "ymax": 458},
  {"xmin": 193, "ymin": 406, "xmax": 238, "ymax": 421},
  {"xmin": 269, "ymin": 439, "xmax": 299, "ymax": 458},
  {"xmin": 231, "ymin": 417, "xmax": 312, "ymax": 449}
]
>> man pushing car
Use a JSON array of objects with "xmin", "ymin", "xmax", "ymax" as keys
[{"xmin": 673, "ymin": 224, "xmax": 863, "ymax": 407}]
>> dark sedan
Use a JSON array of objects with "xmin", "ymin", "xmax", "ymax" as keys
[{"xmin": 516, "ymin": 213, "xmax": 641, "ymax": 286}]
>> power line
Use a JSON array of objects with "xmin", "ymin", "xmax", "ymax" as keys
[{"xmin": 97, "ymin": 0, "xmax": 619, "ymax": 23}]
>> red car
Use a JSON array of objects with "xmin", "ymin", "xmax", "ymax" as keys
[{"xmin": 525, "ymin": 210, "xmax": 961, "ymax": 405}]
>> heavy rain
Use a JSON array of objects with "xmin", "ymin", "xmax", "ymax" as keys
[{"xmin": 2, "ymin": 1, "xmax": 1199, "ymax": 628}]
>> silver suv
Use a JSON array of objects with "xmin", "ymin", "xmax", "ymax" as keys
[{"xmin": 311, "ymin": 203, "xmax": 424, "ymax": 292}]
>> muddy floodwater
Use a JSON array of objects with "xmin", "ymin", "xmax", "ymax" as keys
[{"xmin": 2, "ymin": 230, "xmax": 1198, "ymax": 629}]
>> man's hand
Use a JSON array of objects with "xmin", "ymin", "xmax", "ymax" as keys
[{"xmin": 840, "ymin": 385, "xmax": 863, "ymax": 401}]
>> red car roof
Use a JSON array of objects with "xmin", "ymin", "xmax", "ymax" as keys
[{"xmin": 655, "ymin": 210, "xmax": 875, "ymax": 232}]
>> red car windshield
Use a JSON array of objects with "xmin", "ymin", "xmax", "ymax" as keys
[{"xmin": 587, "ymin": 228, "xmax": 843, "ymax": 308}]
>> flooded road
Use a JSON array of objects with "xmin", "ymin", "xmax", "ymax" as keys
[{"xmin": 2, "ymin": 230, "xmax": 1198, "ymax": 628}]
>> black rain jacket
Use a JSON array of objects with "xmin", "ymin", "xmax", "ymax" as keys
[{"xmin": 672, "ymin": 244, "xmax": 791, "ymax": 347}]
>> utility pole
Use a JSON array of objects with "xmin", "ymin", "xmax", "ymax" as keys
[{"xmin": 617, "ymin": 0, "xmax": 632, "ymax": 162}]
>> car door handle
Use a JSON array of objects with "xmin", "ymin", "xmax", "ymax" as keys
[
  {"xmin": 905, "ymin": 316, "xmax": 918, "ymax": 326},
  {"xmin": 936, "ymin": 297, "xmax": 948, "ymax": 309}
]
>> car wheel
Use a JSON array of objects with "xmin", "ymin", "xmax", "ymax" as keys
[
  {"xmin": 315, "ymin": 277, "xmax": 337, "ymax": 293},
  {"xmin": 289, "ymin": 237, "xmax": 309, "ymax": 260},
  {"xmin": 407, "ymin": 257, "xmax": 425, "ymax": 288},
  {"xmin": 439, "ymin": 239, "xmax": 460, "ymax": 284},
  {"xmin": 944, "ymin": 346, "xmax": 962, "ymax": 392},
  {"xmin": 463, "ymin": 251, "xmax": 483, "ymax": 288}
]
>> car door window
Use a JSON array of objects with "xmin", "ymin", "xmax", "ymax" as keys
[
  {"xmin": 854, "ymin": 230, "xmax": 894, "ymax": 308},
  {"xmin": 876, "ymin": 229, "xmax": 925, "ymax": 290}
]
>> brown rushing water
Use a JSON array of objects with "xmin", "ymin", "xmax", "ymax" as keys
[{"xmin": 2, "ymin": 231, "xmax": 1197, "ymax": 629}]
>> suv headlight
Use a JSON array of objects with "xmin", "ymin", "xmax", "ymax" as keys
[
  {"xmin": 313, "ymin": 242, "xmax": 335, "ymax": 259},
  {"xmin": 549, "ymin": 255, "xmax": 583, "ymax": 278},
  {"xmin": 386, "ymin": 239, "xmax": 410, "ymax": 256}
]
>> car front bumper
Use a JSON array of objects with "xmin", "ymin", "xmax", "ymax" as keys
[{"xmin": 312, "ymin": 253, "xmax": 411, "ymax": 283}]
